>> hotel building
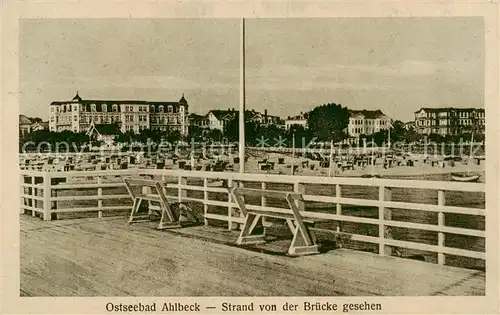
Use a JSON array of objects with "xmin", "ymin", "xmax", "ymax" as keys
[
  {"xmin": 414, "ymin": 107, "xmax": 485, "ymax": 136},
  {"xmin": 49, "ymin": 92, "xmax": 189, "ymax": 136}
]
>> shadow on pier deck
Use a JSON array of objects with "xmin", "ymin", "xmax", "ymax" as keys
[{"xmin": 20, "ymin": 215, "xmax": 485, "ymax": 297}]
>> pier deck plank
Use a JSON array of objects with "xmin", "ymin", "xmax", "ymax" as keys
[{"xmin": 20, "ymin": 215, "xmax": 485, "ymax": 297}]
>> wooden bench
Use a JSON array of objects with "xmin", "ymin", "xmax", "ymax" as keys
[
  {"xmin": 230, "ymin": 187, "xmax": 319, "ymax": 256},
  {"xmin": 123, "ymin": 177, "xmax": 197, "ymax": 230}
]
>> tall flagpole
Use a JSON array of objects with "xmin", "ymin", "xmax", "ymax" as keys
[{"xmin": 239, "ymin": 18, "xmax": 246, "ymax": 173}]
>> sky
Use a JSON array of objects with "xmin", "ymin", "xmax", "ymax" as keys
[{"xmin": 19, "ymin": 18, "xmax": 484, "ymax": 122}]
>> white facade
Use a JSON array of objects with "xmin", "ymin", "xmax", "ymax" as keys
[
  {"xmin": 346, "ymin": 110, "xmax": 391, "ymax": 144},
  {"xmin": 49, "ymin": 93, "xmax": 189, "ymax": 136}
]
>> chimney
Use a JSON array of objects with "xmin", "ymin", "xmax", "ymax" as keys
[{"xmin": 264, "ymin": 109, "xmax": 268, "ymax": 117}]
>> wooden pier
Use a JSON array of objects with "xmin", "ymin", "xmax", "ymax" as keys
[
  {"xmin": 20, "ymin": 168, "xmax": 486, "ymax": 296},
  {"xmin": 21, "ymin": 215, "xmax": 485, "ymax": 296}
]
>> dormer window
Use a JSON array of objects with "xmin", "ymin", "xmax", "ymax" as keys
[
  {"xmin": 91, "ymin": 104, "xmax": 96, "ymax": 112},
  {"xmin": 112, "ymin": 104, "xmax": 118, "ymax": 112},
  {"xmin": 102, "ymin": 104, "xmax": 107, "ymax": 112},
  {"xmin": 159, "ymin": 105, "xmax": 164, "ymax": 113},
  {"xmin": 150, "ymin": 105, "xmax": 155, "ymax": 113},
  {"xmin": 168, "ymin": 105, "xmax": 173, "ymax": 113}
]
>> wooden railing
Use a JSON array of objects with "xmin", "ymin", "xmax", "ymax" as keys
[{"xmin": 20, "ymin": 169, "xmax": 485, "ymax": 266}]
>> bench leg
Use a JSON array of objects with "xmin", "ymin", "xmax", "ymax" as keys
[
  {"xmin": 157, "ymin": 201, "xmax": 181, "ymax": 230},
  {"xmin": 128, "ymin": 198, "xmax": 150, "ymax": 223},
  {"xmin": 237, "ymin": 213, "xmax": 266, "ymax": 245},
  {"xmin": 287, "ymin": 221, "xmax": 319, "ymax": 257}
]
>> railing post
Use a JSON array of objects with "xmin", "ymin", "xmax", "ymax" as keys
[
  {"xmin": 20, "ymin": 174, "xmax": 24, "ymax": 214},
  {"xmin": 227, "ymin": 178, "xmax": 235, "ymax": 230},
  {"xmin": 31, "ymin": 175, "xmax": 35, "ymax": 217},
  {"xmin": 43, "ymin": 172, "xmax": 51, "ymax": 221},
  {"xmin": 178, "ymin": 176, "xmax": 187, "ymax": 202},
  {"xmin": 261, "ymin": 181, "xmax": 267, "ymax": 229},
  {"xmin": 97, "ymin": 175, "xmax": 103, "ymax": 218},
  {"xmin": 438, "ymin": 190, "xmax": 446, "ymax": 265},
  {"xmin": 203, "ymin": 178, "xmax": 209, "ymax": 226},
  {"xmin": 336, "ymin": 184, "xmax": 342, "ymax": 233},
  {"xmin": 378, "ymin": 185, "xmax": 392, "ymax": 256},
  {"xmin": 293, "ymin": 182, "xmax": 305, "ymax": 211}
]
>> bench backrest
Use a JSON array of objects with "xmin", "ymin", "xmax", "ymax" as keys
[
  {"xmin": 123, "ymin": 177, "xmax": 167, "ymax": 200},
  {"xmin": 230, "ymin": 187, "xmax": 303, "ymax": 217}
]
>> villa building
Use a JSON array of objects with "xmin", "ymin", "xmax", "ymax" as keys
[
  {"xmin": 346, "ymin": 110, "xmax": 392, "ymax": 144},
  {"xmin": 206, "ymin": 109, "xmax": 283, "ymax": 131}
]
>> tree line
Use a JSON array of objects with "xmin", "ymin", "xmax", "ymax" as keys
[{"xmin": 19, "ymin": 103, "xmax": 484, "ymax": 152}]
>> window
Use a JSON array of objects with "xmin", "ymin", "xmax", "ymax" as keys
[
  {"xmin": 102, "ymin": 104, "xmax": 107, "ymax": 112},
  {"xmin": 150, "ymin": 105, "xmax": 155, "ymax": 112},
  {"xmin": 112, "ymin": 104, "xmax": 118, "ymax": 112},
  {"xmin": 159, "ymin": 105, "xmax": 164, "ymax": 113},
  {"xmin": 73, "ymin": 116, "xmax": 77, "ymax": 121},
  {"xmin": 91, "ymin": 104, "xmax": 96, "ymax": 112},
  {"xmin": 168, "ymin": 105, "xmax": 173, "ymax": 113}
]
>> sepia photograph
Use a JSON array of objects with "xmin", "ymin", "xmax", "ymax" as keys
[{"xmin": 2, "ymin": 2, "xmax": 499, "ymax": 313}]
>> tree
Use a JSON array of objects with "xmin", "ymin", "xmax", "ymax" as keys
[
  {"xmin": 372, "ymin": 130, "xmax": 388, "ymax": 146},
  {"xmin": 19, "ymin": 130, "xmax": 90, "ymax": 152},
  {"xmin": 428, "ymin": 133, "xmax": 443, "ymax": 143},
  {"xmin": 390, "ymin": 120, "xmax": 407, "ymax": 143},
  {"xmin": 165, "ymin": 130, "xmax": 182, "ymax": 144},
  {"xmin": 223, "ymin": 117, "xmax": 259, "ymax": 144},
  {"xmin": 135, "ymin": 129, "xmax": 164, "ymax": 144},
  {"xmin": 307, "ymin": 103, "xmax": 350, "ymax": 142},
  {"xmin": 28, "ymin": 116, "xmax": 44, "ymax": 123},
  {"xmin": 115, "ymin": 131, "xmax": 136, "ymax": 144},
  {"xmin": 404, "ymin": 127, "xmax": 420, "ymax": 143},
  {"xmin": 187, "ymin": 125, "xmax": 205, "ymax": 142},
  {"xmin": 287, "ymin": 125, "xmax": 314, "ymax": 148},
  {"xmin": 254, "ymin": 124, "xmax": 287, "ymax": 147}
]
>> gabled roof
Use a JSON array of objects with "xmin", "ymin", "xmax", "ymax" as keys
[
  {"xmin": 19, "ymin": 115, "xmax": 32, "ymax": 125},
  {"xmin": 188, "ymin": 113, "xmax": 207, "ymax": 121},
  {"xmin": 72, "ymin": 92, "xmax": 82, "ymax": 102},
  {"xmin": 208, "ymin": 110, "xmax": 233, "ymax": 120},
  {"xmin": 208, "ymin": 109, "xmax": 281, "ymax": 122},
  {"xmin": 414, "ymin": 107, "xmax": 484, "ymax": 113},
  {"xmin": 349, "ymin": 109, "xmax": 386, "ymax": 119},
  {"xmin": 31, "ymin": 121, "xmax": 49, "ymax": 129}
]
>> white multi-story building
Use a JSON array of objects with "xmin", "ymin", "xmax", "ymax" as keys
[
  {"xmin": 49, "ymin": 92, "xmax": 189, "ymax": 135},
  {"xmin": 284, "ymin": 112, "xmax": 308, "ymax": 130},
  {"xmin": 346, "ymin": 110, "xmax": 391, "ymax": 144}
]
